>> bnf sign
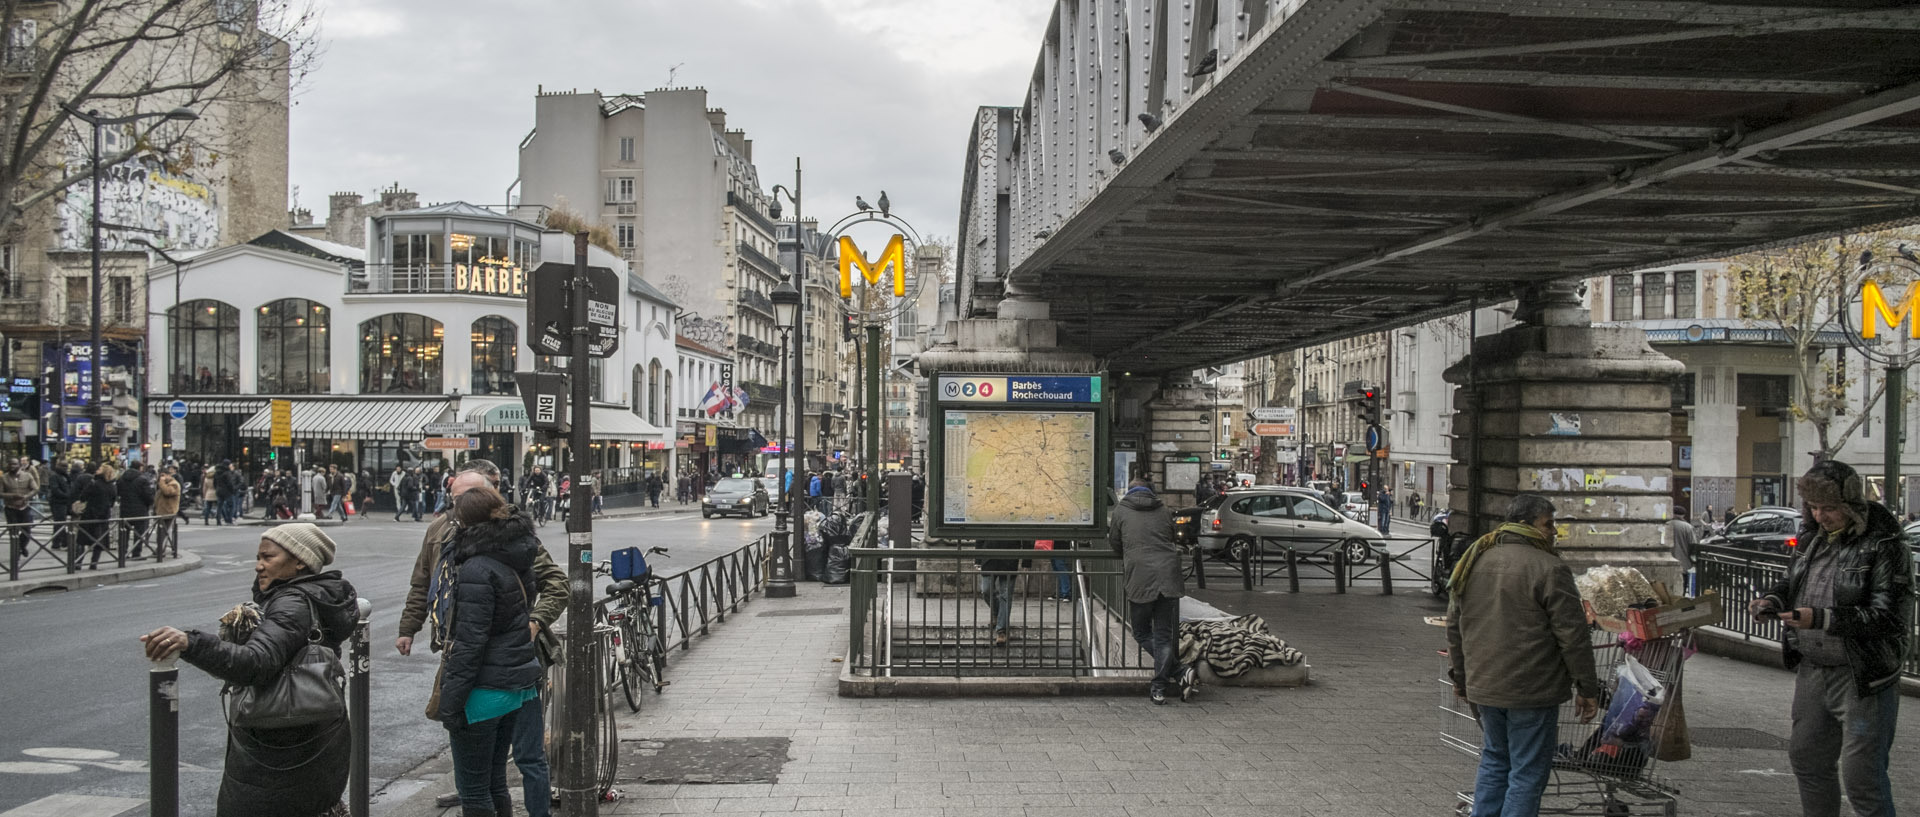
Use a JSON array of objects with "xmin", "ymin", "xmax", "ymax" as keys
[{"xmin": 1862, "ymin": 281, "xmax": 1920, "ymax": 338}]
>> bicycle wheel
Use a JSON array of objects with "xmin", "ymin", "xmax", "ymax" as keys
[
  {"xmin": 617, "ymin": 612, "xmax": 644, "ymax": 712},
  {"xmin": 633, "ymin": 608, "xmax": 665, "ymax": 693},
  {"xmin": 617, "ymin": 651, "xmax": 641, "ymax": 712}
]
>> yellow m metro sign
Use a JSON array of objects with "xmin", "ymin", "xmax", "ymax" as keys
[
  {"xmin": 1862, "ymin": 280, "xmax": 1920, "ymax": 339},
  {"xmin": 839, "ymin": 234, "xmax": 907, "ymax": 298}
]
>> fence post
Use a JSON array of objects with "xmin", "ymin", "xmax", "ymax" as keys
[
  {"xmin": 1334, "ymin": 549, "xmax": 1347, "ymax": 594},
  {"xmin": 8, "ymin": 522, "xmax": 18, "ymax": 581},
  {"xmin": 1286, "ymin": 547, "xmax": 1300, "ymax": 593},
  {"xmin": 1241, "ymin": 542, "xmax": 1254, "ymax": 591},
  {"xmin": 350, "ymin": 598, "xmax": 371, "ymax": 817},
  {"xmin": 1192, "ymin": 547, "xmax": 1207, "ymax": 590},
  {"xmin": 116, "ymin": 518, "xmax": 128, "ymax": 568},
  {"xmin": 149, "ymin": 654, "xmax": 180, "ymax": 817},
  {"xmin": 1379, "ymin": 544, "xmax": 1394, "ymax": 595}
]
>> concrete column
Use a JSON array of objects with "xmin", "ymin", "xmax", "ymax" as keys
[
  {"xmin": 1143, "ymin": 374, "xmax": 1214, "ymax": 508},
  {"xmin": 1444, "ymin": 281, "xmax": 1687, "ymax": 587}
]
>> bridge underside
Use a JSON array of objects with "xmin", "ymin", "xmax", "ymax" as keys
[{"xmin": 1011, "ymin": 1, "xmax": 1920, "ymax": 373}]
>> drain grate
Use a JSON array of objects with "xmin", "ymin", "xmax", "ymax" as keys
[
  {"xmin": 618, "ymin": 737, "xmax": 791, "ymax": 784},
  {"xmin": 1689, "ymin": 727, "xmax": 1789, "ymax": 751},
  {"xmin": 757, "ymin": 607, "xmax": 843, "ymax": 617}
]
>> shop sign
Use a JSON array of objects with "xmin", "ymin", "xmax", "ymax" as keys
[
  {"xmin": 481, "ymin": 404, "xmax": 527, "ymax": 427},
  {"xmin": 269, "ymin": 399, "xmax": 292, "ymax": 447},
  {"xmin": 705, "ymin": 425, "xmax": 718, "ymax": 447},
  {"xmin": 452, "ymin": 257, "xmax": 527, "ymax": 297},
  {"xmin": 646, "ymin": 441, "xmax": 668, "ymax": 450}
]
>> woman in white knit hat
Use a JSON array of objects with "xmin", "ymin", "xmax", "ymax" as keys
[{"xmin": 140, "ymin": 523, "xmax": 360, "ymax": 817}]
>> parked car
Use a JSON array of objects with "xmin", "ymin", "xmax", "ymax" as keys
[
  {"xmin": 1703, "ymin": 506, "xmax": 1801, "ymax": 554},
  {"xmin": 1198, "ymin": 487, "xmax": 1384, "ymax": 564},
  {"xmin": 1340, "ymin": 491, "xmax": 1368, "ymax": 520},
  {"xmin": 702, "ymin": 477, "xmax": 769, "ymax": 519},
  {"xmin": 1173, "ymin": 493, "xmax": 1228, "ymax": 545}
]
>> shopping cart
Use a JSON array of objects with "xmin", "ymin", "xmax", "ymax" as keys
[{"xmin": 1439, "ymin": 628, "xmax": 1690, "ymax": 816}]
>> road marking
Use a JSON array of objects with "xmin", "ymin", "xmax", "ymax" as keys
[
  {"xmin": 0, "ymin": 794, "xmax": 142, "ymax": 817},
  {"xmin": 22, "ymin": 749, "xmax": 116, "ymax": 761},
  {"xmin": 0, "ymin": 762, "xmax": 79, "ymax": 774}
]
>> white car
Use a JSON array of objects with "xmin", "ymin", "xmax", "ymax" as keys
[
  {"xmin": 1341, "ymin": 491, "xmax": 1369, "ymax": 520},
  {"xmin": 1199, "ymin": 487, "xmax": 1386, "ymax": 563}
]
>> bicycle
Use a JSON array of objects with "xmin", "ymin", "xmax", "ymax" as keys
[
  {"xmin": 526, "ymin": 488, "xmax": 551, "ymax": 526},
  {"xmin": 596, "ymin": 546, "xmax": 671, "ymax": 713}
]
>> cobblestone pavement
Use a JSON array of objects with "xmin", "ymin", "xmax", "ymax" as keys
[{"xmin": 602, "ymin": 581, "xmax": 1920, "ymax": 817}]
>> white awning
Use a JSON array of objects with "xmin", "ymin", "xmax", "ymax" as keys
[
  {"xmin": 459, "ymin": 396, "xmax": 528, "ymax": 433},
  {"xmin": 590, "ymin": 407, "xmax": 667, "ymax": 441},
  {"xmin": 239, "ymin": 399, "xmax": 451, "ymax": 441}
]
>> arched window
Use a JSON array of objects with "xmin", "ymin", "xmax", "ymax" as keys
[
  {"xmin": 647, "ymin": 360, "xmax": 662, "ymax": 426},
  {"xmin": 470, "ymin": 316, "xmax": 517, "ymax": 395},
  {"xmin": 631, "ymin": 364, "xmax": 645, "ymax": 416},
  {"xmin": 359, "ymin": 313, "xmax": 443, "ymax": 394},
  {"xmin": 661, "ymin": 370, "xmax": 673, "ymax": 423},
  {"xmin": 256, "ymin": 299, "xmax": 330, "ymax": 394},
  {"xmin": 170, "ymin": 299, "xmax": 238, "ymax": 394}
]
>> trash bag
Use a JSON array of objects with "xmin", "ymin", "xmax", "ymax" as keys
[{"xmin": 824, "ymin": 540, "xmax": 852, "ymax": 584}]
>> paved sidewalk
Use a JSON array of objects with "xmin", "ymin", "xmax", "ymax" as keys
[{"xmin": 590, "ymin": 581, "xmax": 1920, "ymax": 817}]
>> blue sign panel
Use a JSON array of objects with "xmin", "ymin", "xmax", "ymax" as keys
[{"xmin": 938, "ymin": 375, "xmax": 1102, "ymax": 404}]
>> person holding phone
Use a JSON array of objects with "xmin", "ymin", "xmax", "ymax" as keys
[{"xmin": 1748, "ymin": 459, "xmax": 1911, "ymax": 817}]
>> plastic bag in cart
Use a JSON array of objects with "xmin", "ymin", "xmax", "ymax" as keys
[{"xmin": 1573, "ymin": 653, "xmax": 1666, "ymax": 777}]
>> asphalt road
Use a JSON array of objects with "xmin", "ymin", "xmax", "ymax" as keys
[{"xmin": 0, "ymin": 507, "xmax": 771, "ymax": 816}]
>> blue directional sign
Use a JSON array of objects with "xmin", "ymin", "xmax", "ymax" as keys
[{"xmin": 938, "ymin": 375, "xmax": 1102, "ymax": 404}]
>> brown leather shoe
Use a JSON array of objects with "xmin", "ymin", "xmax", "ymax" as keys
[{"xmin": 993, "ymin": 631, "xmax": 1008, "ymax": 647}]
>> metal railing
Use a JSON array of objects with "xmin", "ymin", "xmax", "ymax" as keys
[
  {"xmin": 1691, "ymin": 543, "xmax": 1920, "ymax": 679},
  {"xmin": 590, "ymin": 533, "xmax": 773, "ymax": 657},
  {"xmin": 845, "ymin": 546, "xmax": 1152, "ymax": 678},
  {"xmin": 1184, "ymin": 532, "xmax": 1439, "ymax": 595},
  {"xmin": 5, "ymin": 513, "xmax": 181, "ymax": 580}
]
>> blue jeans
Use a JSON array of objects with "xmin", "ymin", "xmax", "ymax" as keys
[
  {"xmin": 978, "ymin": 574, "xmax": 1014, "ymax": 634},
  {"xmin": 1128, "ymin": 595, "xmax": 1180, "ymax": 693},
  {"xmin": 201, "ymin": 497, "xmax": 217, "ymax": 523},
  {"xmin": 1050, "ymin": 558, "xmax": 1074, "ymax": 599},
  {"xmin": 447, "ymin": 705, "xmax": 519, "ymax": 812},
  {"xmin": 1471, "ymin": 704, "xmax": 1557, "ymax": 817},
  {"xmin": 327, "ymin": 494, "xmax": 346, "ymax": 521},
  {"xmin": 1791, "ymin": 663, "xmax": 1901, "ymax": 817},
  {"xmin": 510, "ymin": 694, "xmax": 551, "ymax": 817}
]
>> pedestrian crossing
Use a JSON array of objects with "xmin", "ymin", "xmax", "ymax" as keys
[{"xmin": 0, "ymin": 794, "xmax": 141, "ymax": 817}]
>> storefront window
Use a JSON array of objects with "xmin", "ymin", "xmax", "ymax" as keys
[
  {"xmin": 257, "ymin": 299, "xmax": 330, "ymax": 394},
  {"xmin": 360, "ymin": 313, "xmax": 444, "ymax": 394},
  {"xmin": 471, "ymin": 316, "xmax": 518, "ymax": 395},
  {"xmin": 170, "ymin": 299, "xmax": 238, "ymax": 394}
]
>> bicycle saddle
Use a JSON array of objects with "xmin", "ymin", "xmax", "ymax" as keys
[{"xmin": 605, "ymin": 579, "xmax": 636, "ymax": 596}]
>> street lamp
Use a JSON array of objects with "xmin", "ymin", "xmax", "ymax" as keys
[
  {"xmin": 770, "ymin": 160, "xmax": 810, "ymax": 578},
  {"xmin": 60, "ymin": 102, "xmax": 198, "ymax": 463},
  {"xmin": 768, "ymin": 277, "xmax": 801, "ymax": 598}
]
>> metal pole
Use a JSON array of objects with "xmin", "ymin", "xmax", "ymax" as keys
[
  {"xmin": 789, "ymin": 159, "xmax": 809, "ymax": 579},
  {"xmin": 558, "ymin": 232, "xmax": 599, "ymax": 816},
  {"xmin": 865, "ymin": 323, "xmax": 881, "ymax": 546},
  {"xmin": 1886, "ymin": 365, "xmax": 1905, "ymax": 515},
  {"xmin": 349, "ymin": 598, "xmax": 371, "ymax": 817},
  {"xmin": 768, "ymin": 319, "xmax": 796, "ymax": 599},
  {"xmin": 149, "ymin": 654, "xmax": 179, "ymax": 817},
  {"xmin": 88, "ymin": 115, "xmax": 103, "ymax": 463}
]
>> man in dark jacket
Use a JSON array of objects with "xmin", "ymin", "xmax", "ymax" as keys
[
  {"xmin": 1108, "ymin": 478, "xmax": 1187, "ymax": 704},
  {"xmin": 1751, "ymin": 460, "xmax": 1912, "ymax": 817},
  {"xmin": 1447, "ymin": 494, "xmax": 1598, "ymax": 817},
  {"xmin": 116, "ymin": 464, "xmax": 156, "ymax": 558},
  {"xmin": 212, "ymin": 462, "xmax": 237, "ymax": 525},
  {"xmin": 45, "ymin": 460, "xmax": 73, "ymax": 556}
]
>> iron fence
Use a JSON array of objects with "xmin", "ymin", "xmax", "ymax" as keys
[
  {"xmin": 1693, "ymin": 543, "xmax": 1920, "ymax": 679},
  {"xmin": 845, "ymin": 545, "xmax": 1152, "ymax": 678},
  {"xmin": 590, "ymin": 533, "xmax": 773, "ymax": 657},
  {"xmin": 5, "ymin": 513, "xmax": 181, "ymax": 580},
  {"xmin": 1184, "ymin": 532, "xmax": 1440, "ymax": 595}
]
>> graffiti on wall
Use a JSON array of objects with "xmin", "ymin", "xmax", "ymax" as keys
[{"xmin": 56, "ymin": 144, "xmax": 220, "ymax": 251}]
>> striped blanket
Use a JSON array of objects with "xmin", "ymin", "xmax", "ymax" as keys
[{"xmin": 1177, "ymin": 614, "xmax": 1304, "ymax": 677}]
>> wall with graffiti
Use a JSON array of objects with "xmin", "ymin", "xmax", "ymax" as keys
[{"xmin": 55, "ymin": 140, "xmax": 222, "ymax": 251}]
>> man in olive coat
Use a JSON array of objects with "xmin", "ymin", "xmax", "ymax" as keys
[{"xmin": 1108, "ymin": 477, "xmax": 1186, "ymax": 704}]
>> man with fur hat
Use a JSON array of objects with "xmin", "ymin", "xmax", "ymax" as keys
[{"xmin": 1749, "ymin": 459, "xmax": 1912, "ymax": 817}]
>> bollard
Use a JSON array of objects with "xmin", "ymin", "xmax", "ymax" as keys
[
  {"xmin": 1334, "ymin": 549, "xmax": 1347, "ymax": 594},
  {"xmin": 1379, "ymin": 545, "xmax": 1394, "ymax": 595},
  {"xmin": 1192, "ymin": 547, "xmax": 1207, "ymax": 590},
  {"xmin": 1286, "ymin": 548, "xmax": 1299, "ymax": 593},
  {"xmin": 1241, "ymin": 542, "xmax": 1254, "ymax": 591},
  {"xmin": 350, "ymin": 598, "xmax": 371, "ymax": 817},
  {"xmin": 150, "ymin": 655, "xmax": 180, "ymax": 817}
]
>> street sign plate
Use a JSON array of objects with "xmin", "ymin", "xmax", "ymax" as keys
[
  {"xmin": 1250, "ymin": 422, "xmax": 1295, "ymax": 437},
  {"xmin": 526, "ymin": 262, "xmax": 622, "ymax": 358},
  {"xmin": 513, "ymin": 371, "xmax": 570, "ymax": 434},
  {"xmin": 1250, "ymin": 407, "xmax": 1294, "ymax": 422},
  {"xmin": 423, "ymin": 422, "xmax": 479, "ymax": 435},
  {"xmin": 422, "ymin": 436, "xmax": 480, "ymax": 450},
  {"xmin": 269, "ymin": 399, "xmax": 292, "ymax": 447},
  {"xmin": 168, "ymin": 399, "xmax": 188, "ymax": 420},
  {"xmin": 1365, "ymin": 423, "xmax": 1385, "ymax": 453}
]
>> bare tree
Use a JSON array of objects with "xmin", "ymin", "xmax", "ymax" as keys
[
  {"xmin": 1728, "ymin": 230, "xmax": 1920, "ymax": 457},
  {"xmin": 0, "ymin": 0, "xmax": 320, "ymax": 238}
]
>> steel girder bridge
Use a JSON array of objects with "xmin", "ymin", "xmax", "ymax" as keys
[{"xmin": 956, "ymin": 0, "xmax": 1920, "ymax": 374}]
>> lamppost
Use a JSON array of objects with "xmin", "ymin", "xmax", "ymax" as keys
[
  {"xmin": 60, "ymin": 103, "xmax": 197, "ymax": 462},
  {"xmin": 769, "ymin": 161, "xmax": 808, "ymax": 577},
  {"xmin": 768, "ymin": 277, "xmax": 801, "ymax": 598}
]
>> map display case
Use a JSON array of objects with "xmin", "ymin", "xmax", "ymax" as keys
[{"xmin": 927, "ymin": 371, "xmax": 1112, "ymax": 541}]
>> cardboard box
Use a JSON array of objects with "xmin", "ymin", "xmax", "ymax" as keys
[{"xmin": 1585, "ymin": 590, "xmax": 1723, "ymax": 639}]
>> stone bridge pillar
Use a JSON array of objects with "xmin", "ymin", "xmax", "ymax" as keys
[{"xmin": 1443, "ymin": 282, "xmax": 1686, "ymax": 588}]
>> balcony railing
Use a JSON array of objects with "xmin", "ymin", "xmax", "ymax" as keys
[
  {"xmin": 739, "ymin": 289, "xmax": 773, "ymax": 318},
  {"xmin": 348, "ymin": 263, "xmax": 528, "ymax": 296},
  {"xmin": 736, "ymin": 241, "xmax": 782, "ymax": 277}
]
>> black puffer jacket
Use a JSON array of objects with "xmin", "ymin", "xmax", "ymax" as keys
[
  {"xmin": 117, "ymin": 468, "xmax": 154, "ymax": 516},
  {"xmin": 1763, "ymin": 501, "xmax": 1914, "ymax": 696},
  {"xmin": 182, "ymin": 571, "xmax": 359, "ymax": 817},
  {"xmin": 437, "ymin": 509, "xmax": 543, "ymax": 725},
  {"xmin": 78, "ymin": 472, "xmax": 116, "ymax": 520}
]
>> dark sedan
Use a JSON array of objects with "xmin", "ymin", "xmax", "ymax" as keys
[{"xmin": 1704, "ymin": 507, "xmax": 1802, "ymax": 554}]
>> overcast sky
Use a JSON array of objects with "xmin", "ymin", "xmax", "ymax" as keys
[{"xmin": 287, "ymin": 0, "xmax": 1051, "ymax": 246}]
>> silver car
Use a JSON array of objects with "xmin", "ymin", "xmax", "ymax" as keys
[{"xmin": 1198, "ymin": 487, "xmax": 1385, "ymax": 562}]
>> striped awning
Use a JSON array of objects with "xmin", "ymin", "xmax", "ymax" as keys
[
  {"xmin": 147, "ymin": 397, "xmax": 271, "ymax": 416},
  {"xmin": 238, "ymin": 399, "xmax": 451, "ymax": 441}
]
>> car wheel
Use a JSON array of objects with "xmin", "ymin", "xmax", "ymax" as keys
[
  {"xmin": 1344, "ymin": 539, "xmax": 1373, "ymax": 565},
  {"xmin": 1225, "ymin": 535, "xmax": 1255, "ymax": 564}
]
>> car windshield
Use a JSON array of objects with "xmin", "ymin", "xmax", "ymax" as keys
[
  {"xmin": 1343, "ymin": 492, "xmax": 1363, "ymax": 504},
  {"xmin": 714, "ymin": 479, "xmax": 754, "ymax": 492}
]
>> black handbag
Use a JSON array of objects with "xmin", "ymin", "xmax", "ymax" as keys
[{"xmin": 223, "ymin": 594, "xmax": 347, "ymax": 729}]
